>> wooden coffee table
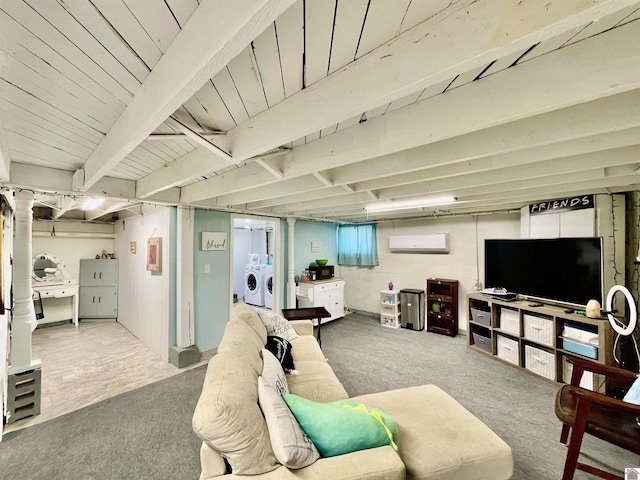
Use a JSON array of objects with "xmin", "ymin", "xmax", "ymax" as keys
[{"xmin": 281, "ymin": 307, "xmax": 331, "ymax": 347}]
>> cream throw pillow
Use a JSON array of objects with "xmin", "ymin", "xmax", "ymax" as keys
[
  {"xmin": 258, "ymin": 311, "xmax": 299, "ymax": 341},
  {"xmin": 259, "ymin": 350, "xmax": 320, "ymax": 468}
]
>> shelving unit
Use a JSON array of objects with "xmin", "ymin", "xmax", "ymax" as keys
[
  {"xmin": 467, "ymin": 293, "xmax": 612, "ymax": 389},
  {"xmin": 426, "ymin": 278, "xmax": 458, "ymax": 336},
  {"xmin": 380, "ymin": 290, "xmax": 401, "ymax": 328}
]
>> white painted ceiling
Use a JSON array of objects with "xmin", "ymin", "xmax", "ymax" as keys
[{"xmin": 1, "ymin": 0, "xmax": 639, "ymax": 223}]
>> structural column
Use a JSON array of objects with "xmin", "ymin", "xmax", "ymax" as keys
[
  {"xmin": 287, "ymin": 217, "xmax": 296, "ymax": 308},
  {"xmin": 169, "ymin": 206, "xmax": 199, "ymax": 368},
  {"xmin": 10, "ymin": 189, "xmax": 38, "ymax": 369}
]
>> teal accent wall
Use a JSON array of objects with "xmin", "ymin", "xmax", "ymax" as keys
[
  {"xmin": 194, "ymin": 210, "xmax": 231, "ymax": 352},
  {"xmin": 169, "ymin": 207, "xmax": 177, "ymax": 346},
  {"xmin": 294, "ymin": 221, "xmax": 339, "ymax": 278}
]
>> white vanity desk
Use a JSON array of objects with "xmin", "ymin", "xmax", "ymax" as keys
[
  {"xmin": 33, "ymin": 280, "xmax": 79, "ymax": 327},
  {"xmin": 32, "ymin": 252, "xmax": 79, "ymax": 327}
]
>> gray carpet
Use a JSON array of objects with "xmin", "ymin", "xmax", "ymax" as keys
[{"xmin": 0, "ymin": 312, "xmax": 637, "ymax": 479}]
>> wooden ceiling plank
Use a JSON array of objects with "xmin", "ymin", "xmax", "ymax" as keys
[
  {"xmin": 211, "ymin": 68, "xmax": 250, "ymax": 126},
  {"xmin": 251, "ymin": 24, "xmax": 286, "ymax": 107},
  {"xmin": 91, "ymin": 0, "xmax": 162, "ymax": 69},
  {"xmin": 5, "ymin": 120, "xmax": 94, "ymax": 159},
  {"xmin": 563, "ymin": 3, "xmax": 640, "ymax": 46},
  {"xmin": 356, "ymin": 0, "xmax": 412, "ymax": 59},
  {"xmin": 2, "ymin": 0, "xmax": 135, "ymax": 102},
  {"xmin": 191, "ymin": 82, "xmax": 238, "ymax": 131},
  {"xmin": 32, "ymin": 0, "xmax": 150, "ymax": 85},
  {"xmin": 0, "ymin": 35, "xmax": 125, "ymax": 120},
  {"xmin": 304, "ymin": 0, "xmax": 335, "ymax": 87},
  {"xmin": 0, "ymin": 76, "xmax": 107, "ymax": 144},
  {"xmin": 399, "ymin": 0, "xmax": 462, "ymax": 33},
  {"xmin": 275, "ymin": 0, "xmax": 303, "ymax": 98},
  {"xmin": 246, "ymin": 185, "xmax": 348, "ymax": 210},
  {"xmin": 271, "ymin": 191, "xmax": 372, "ymax": 214},
  {"xmin": 0, "ymin": 115, "xmax": 10, "ymax": 181},
  {"xmin": 328, "ymin": 0, "xmax": 368, "ymax": 75},
  {"xmin": 121, "ymin": 0, "xmax": 181, "ymax": 54},
  {"xmin": 78, "ymin": 0, "xmax": 296, "ymax": 191},
  {"xmin": 0, "ymin": 52, "xmax": 118, "ymax": 132},
  {"xmin": 163, "ymin": 0, "xmax": 199, "ymax": 28},
  {"xmin": 227, "ymin": 48, "xmax": 269, "ymax": 118},
  {"xmin": 226, "ymin": 0, "xmax": 636, "ymax": 163},
  {"xmin": 0, "ymin": 9, "xmax": 129, "ymax": 108}
]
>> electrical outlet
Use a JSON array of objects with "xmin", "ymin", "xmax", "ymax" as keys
[{"xmin": 204, "ymin": 264, "xmax": 211, "ymax": 274}]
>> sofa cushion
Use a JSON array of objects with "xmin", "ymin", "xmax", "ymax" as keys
[
  {"xmin": 290, "ymin": 335, "xmax": 329, "ymax": 363},
  {"xmin": 286, "ymin": 360, "xmax": 349, "ymax": 403},
  {"xmin": 217, "ymin": 319, "xmax": 264, "ymax": 374},
  {"xmin": 352, "ymin": 385, "xmax": 514, "ymax": 480},
  {"xmin": 192, "ymin": 352, "xmax": 279, "ymax": 475},
  {"xmin": 234, "ymin": 302, "xmax": 268, "ymax": 343},
  {"xmin": 258, "ymin": 376, "xmax": 320, "ymax": 469},
  {"xmin": 258, "ymin": 310, "xmax": 299, "ymax": 341},
  {"xmin": 284, "ymin": 394, "xmax": 398, "ymax": 458}
]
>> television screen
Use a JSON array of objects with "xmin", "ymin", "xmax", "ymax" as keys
[{"xmin": 484, "ymin": 237, "xmax": 603, "ymax": 307}]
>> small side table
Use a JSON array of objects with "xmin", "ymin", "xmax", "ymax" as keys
[{"xmin": 281, "ymin": 307, "xmax": 331, "ymax": 347}]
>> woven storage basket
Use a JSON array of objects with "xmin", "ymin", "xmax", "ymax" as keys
[
  {"xmin": 525, "ymin": 345, "xmax": 555, "ymax": 380},
  {"xmin": 523, "ymin": 314, "xmax": 554, "ymax": 347},
  {"xmin": 497, "ymin": 334, "xmax": 519, "ymax": 365},
  {"xmin": 499, "ymin": 308, "xmax": 520, "ymax": 335},
  {"xmin": 562, "ymin": 356, "xmax": 605, "ymax": 392}
]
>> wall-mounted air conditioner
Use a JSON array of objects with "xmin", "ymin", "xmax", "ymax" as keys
[{"xmin": 389, "ymin": 234, "xmax": 450, "ymax": 253}]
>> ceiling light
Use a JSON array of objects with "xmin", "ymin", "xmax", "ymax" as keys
[
  {"xmin": 81, "ymin": 197, "xmax": 105, "ymax": 210},
  {"xmin": 364, "ymin": 196, "xmax": 456, "ymax": 213}
]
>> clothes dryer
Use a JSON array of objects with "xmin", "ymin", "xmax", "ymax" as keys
[
  {"xmin": 244, "ymin": 264, "xmax": 264, "ymax": 306},
  {"xmin": 262, "ymin": 265, "xmax": 274, "ymax": 309}
]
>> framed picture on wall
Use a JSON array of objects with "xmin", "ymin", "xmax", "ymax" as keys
[{"xmin": 147, "ymin": 237, "xmax": 162, "ymax": 273}]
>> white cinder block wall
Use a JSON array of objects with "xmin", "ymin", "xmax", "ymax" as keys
[{"xmin": 340, "ymin": 213, "xmax": 521, "ymax": 330}]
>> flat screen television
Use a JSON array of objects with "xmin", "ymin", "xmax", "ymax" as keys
[{"xmin": 484, "ymin": 237, "xmax": 603, "ymax": 308}]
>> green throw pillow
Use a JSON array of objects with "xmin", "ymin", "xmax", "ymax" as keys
[{"xmin": 283, "ymin": 394, "xmax": 398, "ymax": 457}]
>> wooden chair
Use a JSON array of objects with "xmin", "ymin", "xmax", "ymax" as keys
[{"xmin": 555, "ymin": 356, "xmax": 640, "ymax": 480}]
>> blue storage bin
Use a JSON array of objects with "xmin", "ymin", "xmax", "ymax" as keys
[{"xmin": 561, "ymin": 337, "xmax": 598, "ymax": 359}]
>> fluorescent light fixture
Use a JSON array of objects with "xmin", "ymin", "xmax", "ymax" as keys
[
  {"xmin": 365, "ymin": 196, "xmax": 456, "ymax": 213},
  {"xmin": 81, "ymin": 197, "xmax": 105, "ymax": 210}
]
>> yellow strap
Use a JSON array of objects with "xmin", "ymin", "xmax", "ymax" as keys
[{"xmin": 342, "ymin": 404, "xmax": 398, "ymax": 451}]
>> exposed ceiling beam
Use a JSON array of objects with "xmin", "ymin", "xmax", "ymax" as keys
[
  {"xmin": 165, "ymin": 116, "xmax": 231, "ymax": 159},
  {"xmin": 75, "ymin": 0, "xmax": 296, "ymax": 191},
  {"xmin": 180, "ymin": 21, "xmax": 640, "ymax": 204},
  {"xmin": 150, "ymin": 0, "xmax": 635, "ymax": 199},
  {"xmin": 225, "ymin": 0, "xmax": 635, "ymax": 161},
  {"xmin": 52, "ymin": 197, "xmax": 78, "ymax": 219}
]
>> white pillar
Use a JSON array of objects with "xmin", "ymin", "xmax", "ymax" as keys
[
  {"xmin": 176, "ymin": 206, "xmax": 195, "ymax": 348},
  {"xmin": 287, "ymin": 217, "xmax": 296, "ymax": 308},
  {"xmin": 10, "ymin": 189, "xmax": 39, "ymax": 371}
]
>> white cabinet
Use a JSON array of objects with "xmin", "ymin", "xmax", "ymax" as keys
[
  {"xmin": 380, "ymin": 290, "xmax": 401, "ymax": 328},
  {"xmin": 297, "ymin": 279, "xmax": 345, "ymax": 322},
  {"xmin": 79, "ymin": 259, "xmax": 118, "ymax": 319}
]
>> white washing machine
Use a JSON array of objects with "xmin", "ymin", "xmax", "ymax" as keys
[
  {"xmin": 262, "ymin": 265, "xmax": 274, "ymax": 310},
  {"xmin": 244, "ymin": 264, "xmax": 264, "ymax": 306}
]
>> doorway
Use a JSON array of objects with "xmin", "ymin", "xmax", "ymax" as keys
[{"xmin": 231, "ymin": 216, "xmax": 280, "ymax": 313}]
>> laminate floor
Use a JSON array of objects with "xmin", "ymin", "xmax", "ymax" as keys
[{"xmin": 4, "ymin": 320, "xmax": 205, "ymax": 434}]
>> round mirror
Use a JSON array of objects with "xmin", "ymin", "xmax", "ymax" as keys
[{"xmin": 33, "ymin": 253, "xmax": 61, "ymax": 282}]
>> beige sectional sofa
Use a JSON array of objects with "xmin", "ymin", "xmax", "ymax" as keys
[{"xmin": 192, "ymin": 303, "xmax": 513, "ymax": 479}]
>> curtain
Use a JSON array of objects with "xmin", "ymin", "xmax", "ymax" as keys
[{"xmin": 337, "ymin": 224, "xmax": 379, "ymax": 266}]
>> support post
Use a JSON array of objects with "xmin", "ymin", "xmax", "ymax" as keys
[
  {"xmin": 287, "ymin": 218, "xmax": 296, "ymax": 308},
  {"xmin": 10, "ymin": 190, "xmax": 38, "ymax": 370}
]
